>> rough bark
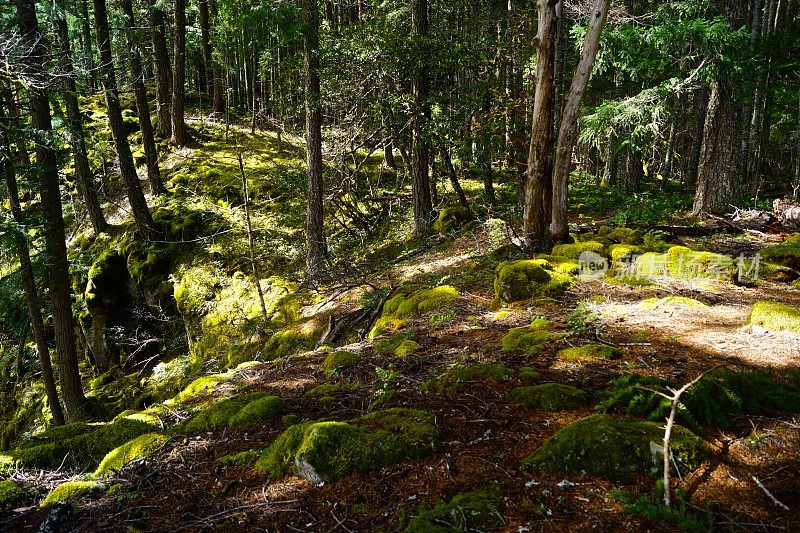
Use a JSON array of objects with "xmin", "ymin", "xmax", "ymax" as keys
[
  {"xmin": 53, "ymin": 3, "xmax": 108, "ymax": 234},
  {"xmin": 14, "ymin": 0, "xmax": 88, "ymax": 420},
  {"xmin": 172, "ymin": 0, "xmax": 189, "ymax": 146},
  {"xmin": 148, "ymin": 0, "xmax": 172, "ymax": 138},
  {"xmin": 411, "ymin": 0, "xmax": 434, "ymax": 234},
  {"xmin": 523, "ymin": 0, "xmax": 560, "ymax": 249},
  {"xmin": 550, "ymin": 0, "xmax": 610, "ymax": 242},
  {"xmin": 440, "ymin": 145, "xmax": 469, "ymax": 209},
  {"xmin": 210, "ymin": 0, "xmax": 226, "ymax": 113},
  {"xmin": 78, "ymin": 0, "xmax": 96, "ymax": 92},
  {"xmin": 199, "ymin": 0, "xmax": 212, "ymax": 96},
  {"xmin": 93, "ymin": 0, "xmax": 154, "ymax": 238}
]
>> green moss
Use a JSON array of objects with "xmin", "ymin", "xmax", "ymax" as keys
[
  {"xmin": 179, "ymin": 393, "xmax": 285, "ymax": 434},
  {"xmin": 320, "ymin": 351, "xmax": 361, "ymax": 377},
  {"xmin": 84, "ymin": 249, "xmax": 129, "ymax": 313},
  {"xmin": 374, "ymin": 333, "xmax": 417, "ymax": 356},
  {"xmin": 534, "ymin": 255, "xmax": 580, "ymax": 276},
  {"xmin": 608, "ymin": 244, "xmax": 643, "ymax": 268},
  {"xmin": 0, "ymin": 480, "xmax": 25, "ymax": 507},
  {"xmin": 509, "ymin": 384, "xmax": 588, "ymax": 411},
  {"xmin": 433, "ymin": 207, "xmax": 474, "ymax": 233},
  {"xmin": 425, "ymin": 363, "xmax": 512, "ymax": 394},
  {"xmin": 218, "ymin": 449, "xmax": 260, "ymax": 466},
  {"xmin": 501, "ymin": 319, "xmax": 555, "ymax": 354},
  {"xmin": 255, "ymin": 408, "xmax": 438, "ymax": 482},
  {"xmin": 635, "ymin": 246, "xmax": 735, "ymax": 281},
  {"xmin": 551, "ymin": 241, "xmax": 605, "ymax": 260},
  {"xmin": 303, "ymin": 383, "xmax": 358, "ymax": 399},
  {"xmin": 606, "ymin": 227, "xmax": 639, "ymax": 245},
  {"xmin": 494, "ymin": 260, "xmax": 574, "ymax": 302},
  {"xmin": 639, "ymin": 296, "xmax": 707, "ymax": 309},
  {"xmin": 89, "ymin": 373, "xmax": 115, "ymax": 391},
  {"xmin": 521, "ymin": 414, "xmax": 707, "ymax": 483},
  {"xmin": 404, "ymin": 490, "xmax": 500, "ymax": 532},
  {"xmin": 382, "ymin": 286, "xmax": 460, "ymax": 321},
  {"xmin": 114, "ymin": 405, "xmax": 168, "ymax": 427},
  {"xmin": 263, "ymin": 327, "xmax": 314, "ymax": 360},
  {"xmin": 760, "ymin": 234, "xmax": 800, "ymax": 270},
  {"xmin": 40, "ymin": 480, "xmax": 104, "ymax": 507},
  {"xmin": 745, "ymin": 301, "xmax": 800, "ymax": 334},
  {"xmin": 94, "ymin": 433, "xmax": 168, "ymax": 477},
  {"xmin": 557, "ymin": 344, "xmax": 621, "ymax": 361},
  {"xmin": 168, "ymin": 373, "xmax": 231, "ymax": 405},
  {"xmin": 394, "ymin": 339, "xmax": 420, "ymax": 356},
  {"xmin": 518, "ymin": 367, "xmax": 540, "ymax": 383}
]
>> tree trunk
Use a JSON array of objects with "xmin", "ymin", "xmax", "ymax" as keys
[
  {"xmin": 440, "ymin": 144, "xmax": 469, "ymax": 209},
  {"xmin": 523, "ymin": 0, "xmax": 559, "ymax": 249},
  {"xmin": 199, "ymin": 0, "xmax": 212, "ymax": 97},
  {"xmin": 550, "ymin": 0, "xmax": 610, "ymax": 242},
  {"xmin": 210, "ymin": 0, "xmax": 226, "ymax": 114},
  {"xmin": 120, "ymin": 0, "xmax": 165, "ymax": 195},
  {"xmin": 93, "ymin": 0, "xmax": 154, "ymax": 238},
  {"xmin": 172, "ymin": 0, "xmax": 189, "ymax": 146},
  {"xmin": 300, "ymin": 0, "xmax": 327, "ymax": 281},
  {"xmin": 78, "ymin": 0, "xmax": 96, "ymax": 92},
  {"xmin": 53, "ymin": 3, "xmax": 108, "ymax": 234},
  {"xmin": 411, "ymin": 0, "xmax": 434, "ymax": 234},
  {"xmin": 148, "ymin": 0, "xmax": 172, "ymax": 138},
  {"xmin": 14, "ymin": 0, "xmax": 88, "ymax": 420},
  {"xmin": 0, "ymin": 92, "xmax": 66, "ymax": 426}
]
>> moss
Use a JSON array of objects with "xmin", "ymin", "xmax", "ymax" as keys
[
  {"xmin": 606, "ymin": 227, "xmax": 640, "ymax": 245},
  {"xmin": 635, "ymin": 246, "xmax": 735, "ymax": 281},
  {"xmin": 0, "ymin": 480, "xmax": 25, "ymax": 507},
  {"xmin": 394, "ymin": 339, "xmax": 420, "ymax": 356},
  {"xmin": 262, "ymin": 327, "xmax": 315, "ymax": 361},
  {"xmin": 639, "ymin": 296, "xmax": 707, "ymax": 309},
  {"xmin": 425, "ymin": 363, "xmax": 512, "ymax": 394},
  {"xmin": 608, "ymin": 244, "xmax": 643, "ymax": 268},
  {"xmin": 557, "ymin": 343, "xmax": 621, "ymax": 361},
  {"xmin": 494, "ymin": 260, "xmax": 574, "ymax": 302},
  {"xmin": 745, "ymin": 301, "xmax": 800, "ymax": 334},
  {"xmin": 218, "ymin": 449, "xmax": 260, "ymax": 466},
  {"xmin": 89, "ymin": 373, "xmax": 115, "ymax": 391},
  {"xmin": 320, "ymin": 351, "xmax": 361, "ymax": 377},
  {"xmin": 521, "ymin": 414, "xmax": 708, "ymax": 483},
  {"xmin": 534, "ymin": 255, "xmax": 581, "ymax": 276},
  {"xmin": 106, "ymin": 483, "xmax": 124, "ymax": 496},
  {"xmin": 501, "ymin": 319, "xmax": 555, "ymax": 354},
  {"xmin": 404, "ymin": 490, "xmax": 500, "ymax": 532},
  {"xmin": 167, "ymin": 373, "xmax": 231, "ymax": 405},
  {"xmin": 179, "ymin": 393, "xmax": 285, "ymax": 434},
  {"xmin": 40, "ymin": 480, "xmax": 104, "ymax": 507},
  {"xmin": 255, "ymin": 408, "xmax": 438, "ymax": 482},
  {"xmin": 374, "ymin": 333, "xmax": 417, "ymax": 356},
  {"xmin": 94, "ymin": 433, "xmax": 169, "ymax": 477},
  {"xmin": 509, "ymin": 384, "xmax": 588, "ymax": 411},
  {"xmin": 114, "ymin": 405, "xmax": 168, "ymax": 427},
  {"xmin": 433, "ymin": 207, "xmax": 474, "ymax": 233},
  {"xmin": 380, "ymin": 286, "xmax": 460, "ymax": 325},
  {"xmin": 759, "ymin": 234, "xmax": 800, "ymax": 270},
  {"xmin": 642, "ymin": 231, "xmax": 671, "ymax": 252},
  {"xmin": 83, "ymin": 249, "xmax": 129, "ymax": 314},
  {"xmin": 518, "ymin": 367, "xmax": 540, "ymax": 383},
  {"xmin": 551, "ymin": 240, "xmax": 605, "ymax": 260}
]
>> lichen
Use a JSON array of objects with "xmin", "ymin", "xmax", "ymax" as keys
[
  {"xmin": 320, "ymin": 351, "xmax": 362, "ymax": 377},
  {"xmin": 433, "ymin": 206, "xmax": 474, "ymax": 233},
  {"xmin": 521, "ymin": 414, "xmax": 708, "ymax": 483},
  {"xmin": 40, "ymin": 480, "xmax": 104, "ymax": 508},
  {"xmin": 509, "ymin": 384, "xmax": 588, "ymax": 411},
  {"xmin": 404, "ymin": 490, "xmax": 500, "ymax": 532},
  {"xmin": 254, "ymin": 408, "xmax": 438, "ymax": 482},
  {"xmin": 557, "ymin": 343, "xmax": 621, "ymax": 361},
  {"xmin": 745, "ymin": 301, "xmax": 800, "ymax": 334},
  {"xmin": 425, "ymin": 363, "xmax": 512, "ymax": 394},
  {"xmin": 94, "ymin": 433, "xmax": 168, "ymax": 477}
]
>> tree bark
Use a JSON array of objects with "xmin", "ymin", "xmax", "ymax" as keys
[
  {"xmin": 411, "ymin": 0, "xmax": 434, "ymax": 234},
  {"xmin": 53, "ymin": 2, "xmax": 109, "ymax": 234},
  {"xmin": 14, "ymin": 0, "xmax": 88, "ymax": 420},
  {"xmin": 77, "ymin": 0, "xmax": 96, "ymax": 92},
  {"xmin": 210, "ymin": 0, "xmax": 226, "ymax": 114},
  {"xmin": 440, "ymin": 144, "xmax": 469, "ymax": 209},
  {"xmin": 300, "ymin": 0, "xmax": 327, "ymax": 281},
  {"xmin": 148, "ymin": 0, "xmax": 172, "ymax": 138},
  {"xmin": 0, "ymin": 91, "xmax": 66, "ymax": 426},
  {"xmin": 199, "ymin": 0, "xmax": 212, "ymax": 97},
  {"xmin": 172, "ymin": 0, "xmax": 189, "ymax": 146},
  {"xmin": 120, "ymin": 0, "xmax": 165, "ymax": 195},
  {"xmin": 550, "ymin": 0, "xmax": 610, "ymax": 242},
  {"xmin": 523, "ymin": 0, "xmax": 560, "ymax": 250},
  {"xmin": 93, "ymin": 0, "xmax": 154, "ymax": 238}
]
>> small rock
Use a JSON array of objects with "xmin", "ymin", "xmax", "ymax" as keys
[{"xmin": 557, "ymin": 479, "xmax": 576, "ymax": 489}]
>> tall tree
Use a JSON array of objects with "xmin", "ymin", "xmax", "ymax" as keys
[
  {"xmin": 199, "ymin": 0, "xmax": 213, "ymax": 97},
  {"xmin": 172, "ymin": 0, "xmax": 190, "ymax": 146},
  {"xmin": 93, "ymin": 0, "xmax": 154, "ymax": 238},
  {"xmin": 410, "ymin": 0, "xmax": 434, "ymax": 234},
  {"xmin": 53, "ymin": 0, "xmax": 109, "ymax": 234},
  {"xmin": 148, "ymin": 0, "xmax": 173, "ymax": 138},
  {"xmin": 299, "ymin": 0, "xmax": 327, "ymax": 280},
  {"xmin": 14, "ymin": 0, "xmax": 88, "ymax": 420},
  {"xmin": 119, "ymin": 0, "xmax": 165, "ymax": 194}
]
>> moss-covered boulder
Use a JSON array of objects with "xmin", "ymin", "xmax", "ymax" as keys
[
  {"xmin": 0, "ymin": 480, "xmax": 25, "ymax": 507},
  {"xmin": 40, "ymin": 480, "xmax": 104, "ymax": 508},
  {"xmin": 551, "ymin": 241, "xmax": 605, "ymax": 260},
  {"xmin": 178, "ymin": 392, "xmax": 286, "ymax": 434},
  {"xmin": 320, "ymin": 351, "xmax": 361, "ymax": 377},
  {"xmin": 534, "ymin": 254, "xmax": 580, "ymax": 276},
  {"xmin": 374, "ymin": 333, "xmax": 419, "ymax": 356},
  {"xmin": 494, "ymin": 260, "xmax": 573, "ymax": 302},
  {"xmin": 501, "ymin": 319, "xmax": 556, "ymax": 354},
  {"xmin": 608, "ymin": 244, "xmax": 643, "ymax": 270},
  {"xmin": 635, "ymin": 246, "xmax": 735, "ymax": 281},
  {"xmin": 521, "ymin": 414, "xmax": 708, "ymax": 483},
  {"xmin": 255, "ymin": 408, "xmax": 438, "ymax": 483},
  {"xmin": 425, "ymin": 363, "xmax": 513, "ymax": 394},
  {"xmin": 760, "ymin": 234, "xmax": 800, "ymax": 270},
  {"xmin": 94, "ymin": 433, "xmax": 168, "ymax": 477},
  {"xmin": 433, "ymin": 206, "xmax": 474, "ymax": 233},
  {"xmin": 557, "ymin": 343, "xmax": 621, "ymax": 362},
  {"xmin": 404, "ymin": 490, "xmax": 500, "ymax": 532},
  {"xmin": 509, "ymin": 384, "xmax": 588, "ymax": 411},
  {"xmin": 745, "ymin": 301, "xmax": 800, "ymax": 334},
  {"xmin": 370, "ymin": 285, "xmax": 459, "ymax": 338}
]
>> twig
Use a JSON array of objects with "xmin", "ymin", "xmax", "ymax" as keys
[{"xmin": 753, "ymin": 476, "xmax": 790, "ymax": 511}]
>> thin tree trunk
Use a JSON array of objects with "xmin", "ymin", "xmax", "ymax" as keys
[
  {"xmin": 210, "ymin": 0, "xmax": 226, "ymax": 114},
  {"xmin": 411, "ymin": 0, "xmax": 434, "ymax": 234},
  {"xmin": 172, "ymin": 0, "xmax": 189, "ymax": 146},
  {"xmin": 53, "ymin": 3, "xmax": 108, "ymax": 234},
  {"xmin": 199, "ymin": 0, "xmax": 212, "ymax": 97},
  {"xmin": 0, "ymin": 92, "xmax": 65, "ymax": 426},
  {"xmin": 93, "ymin": 0, "xmax": 154, "ymax": 238},
  {"xmin": 550, "ymin": 0, "xmax": 610, "ymax": 242},
  {"xmin": 523, "ymin": 0, "xmax": 559, "ymax": 249},
  {"xmin": 148, "ymin": 0, "xmax": 172, "ymax": 138},
  {"xmin": 440, "ymin": 144, "xmax": 469, "ymax": 209},
  {"xmin": 120, "ymin": 0, "xmax": 165, "ymax": 195},
  {"xmin": 78, "ymin": 0, "xmax": 96, "ymax": 92},
  {"xmin": 14, "ymin": 0, "xmax": 88, "ymax": 420}
]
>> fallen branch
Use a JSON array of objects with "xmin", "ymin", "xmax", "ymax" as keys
[{"xmin": 752, "ymin": 476, "xmax": 790, "ymax": 511}]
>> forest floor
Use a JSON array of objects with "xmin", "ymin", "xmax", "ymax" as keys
[{"xmin": 2, "ymin": 121, "xmax": 800, "ymax": 532}]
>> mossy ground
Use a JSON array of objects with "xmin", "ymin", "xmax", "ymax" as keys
[
  {"xmin": 501, "ymin": 319, "xmax": 556, "ymax": 354},
  {"xmin": 320, "ymin": 351, "xmax": 361, "ymax": 377},
  {"xmin": 94, "ymin": 433, "xmax": 169, "ymax": 477},
  {"xmin": 745, "ymin": 301, "xmax": 800, "ymax": 334},
  {"xmin": 509, "ymin": 384, "xmax": 588, "ymax": 411},
  {"xmin": 178, "ymin": 392, "xmax": 285, "ymax": 434},
  {"xmin": 424, "ymin": 363, "xmax": 513, "ymax": 394},
  {"xmin": 40, "ymin": 480, "xmax": 104, "ymax": 508},
  {"xmin": 557, "ymin": 343, "xmax": 621, "ymax": 361},
  {"xmin": 403, "ymin": 490, "xmax": 500, "ymax": 532},
  {"xmin": 371, "ymin": 285, "xmax": 459, "ymax": 337},
  {"xmin": 494, "ymin": 260, "xmax": 574, "ymax": 302},
  {"xmin": 0, "ymin": 480, "xmax": 25, "ymax": 507}
]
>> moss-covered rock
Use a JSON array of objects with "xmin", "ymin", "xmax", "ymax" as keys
[
  {"xmin": 557, "ymin": 343, "xmax": 621, "ymax": 362},
  {"xmin": 518, "ymin": 367, "xmax": 540, "ymax": 383},
  {"xmin": 745, "ymin": 301, "xmax": 800, "ymax": 334},
  {"xmin": 635, "ymin": 246, "xmax": 735, "ymax": 281},
  {"xmin": 94, "ymin": 433, "xmax": 168, "ymax": 477},
  {"xmin": 551, "ymin": 241, "xmax": 605, "ymax": 260},
  {"xmin": 521, "ymin": 414, "xmax": 708, "ymax": 483},
  {"xmin": 534, "ymin": 254, "xmax": 580, "ymax": 276},
  {"xmin": 40, "ymin": 480, "xmax": 104, "ymax": 507},
  {"xmin": 370, "ymin": 286, "xmax": 459, "ymax": 337},
  {"xmin": 433, "ymin": 207, "xmax": 474, "ymax": 233},
  {"xmin": 608, "ymin": 244, "xmax": 643, "ymax": 269},
  {"xmin": 759, "ymin": 234, "xmax": 800, "ymax": 270},
  {"xmin": 218, "ymin": 449, "xmax": 260, "ymax": 466},
  {"xmin": 320, "ymin": 351, "xmax": 361, "ymax": 378},
  {"xmin": 425, "ymin": 363, "xmax": 512, "ymax": 394},
  {"xmin": 168, "ymin": 373, "xmax": 231, "ymax": 405},
  {"xmin": 178, "ymin": 392, "xmax": 285, "ymax": 434},
  {"xmin": 606, "ymin": 227, "xmax": 640, "ymax": 245},
  {"xmin": 374, "ymin": 333, "xmax": 418, "ymax": 356},
  {"xmin": 404, "ymin": 490, "xmax": 500, "ymax": 532},
  {"xmin": 394, "ymin": 339, "xmax": 420, "ymax": 356},
  {"xmin": 494, "ymin": 260, "xmax": 574, "ymax": 302},
  {"xmin": 501, "ymin": 319, "xmax": 555, "ymax": 354},
  {"xmin": 0, "ymin": 480, "xmax": 25, "ymax": 507},
  {"xmin": 509, "ymin": 384, "xmax": 588, "ymax": 411},
  {"xmin": 255, "ymin": 408, "xmax": 438, "ymax": 482},
  {"xmin": 303, "ymin": 383, "xmax": 358, "ymax": 400}
]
